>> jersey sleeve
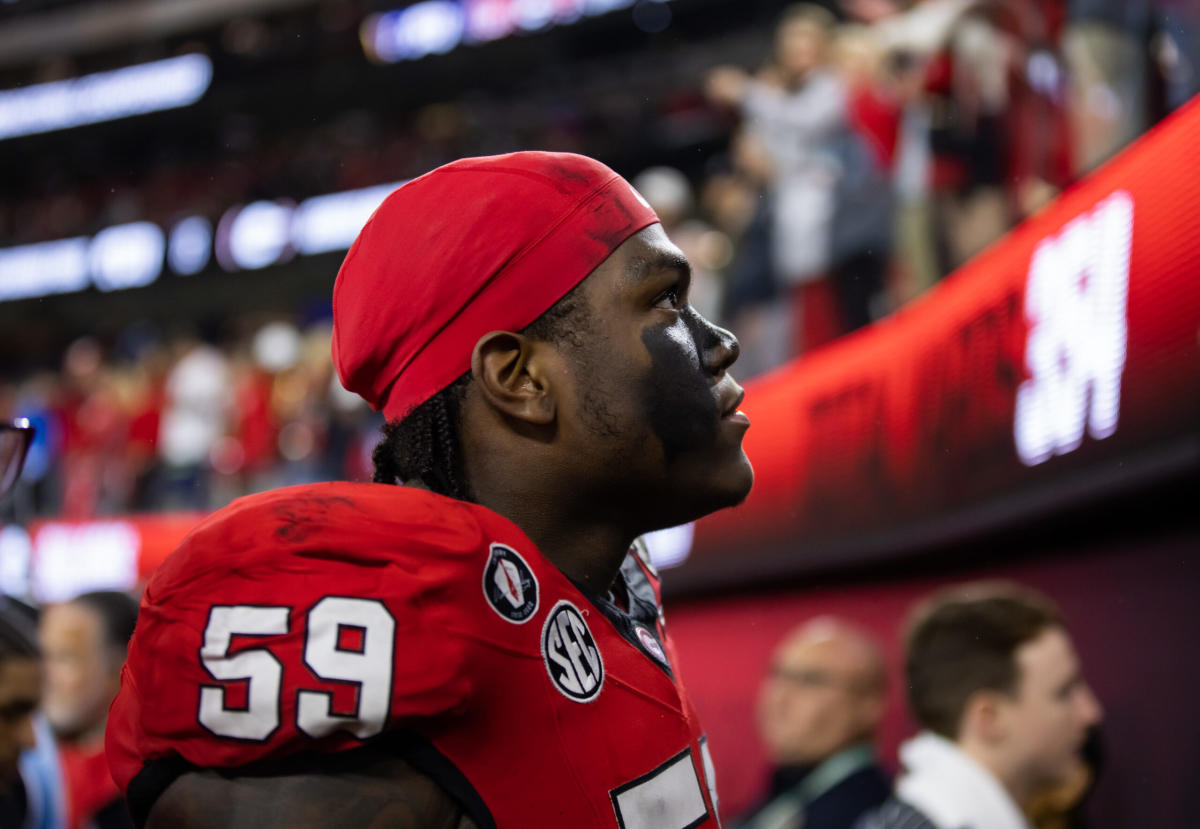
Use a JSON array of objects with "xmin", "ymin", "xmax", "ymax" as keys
[{"xmin": 106, "ymin": 483, "xmax": 495, "ymax": 797}]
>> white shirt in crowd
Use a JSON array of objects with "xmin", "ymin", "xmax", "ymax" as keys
[{"xmin": 894, "ymin": 731, "xmax": 1031, "ymax": 829}]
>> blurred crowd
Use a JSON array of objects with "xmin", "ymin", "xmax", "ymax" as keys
[
  {"xmin": 699, "ymin": 0, "xmax": 1198, "ymax": 372},
  {"xmin": 736, "ymin": 582, "xmax": 1104, "ymax": 829},
  {"xmin": 3, "ymin": 0, "xmax": 1199, "ymax": 520},
  {"xmin": 1, "ymin": 320, "xmax": 380, "ymax": 522}
]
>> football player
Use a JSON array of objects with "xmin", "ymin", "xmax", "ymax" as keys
[{"xmin": 107, "ymin": 152, "xmax": 754, "ymax": 828}]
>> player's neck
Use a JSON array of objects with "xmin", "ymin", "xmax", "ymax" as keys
[
  {"xmin": 471, "ymin": 482, "xmax": 632, "ymax": 594},
  {"xmin": 523, "ymin": 518, "xmax": 633, "ymax": 595}
]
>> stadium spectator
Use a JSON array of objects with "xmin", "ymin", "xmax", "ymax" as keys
[
  {"xmin": 0, "ymin": 445, "xmax": 36, "ymax": 821},
  {"xmin": 0, "ymin": 421, "xmax": 38, "ymax": 823},
  {"xmin": 1063, "ymin": 0, "xmax": 1152, "ymax": 176},
  {"xmin": 863, "ymin": 583, "xmax": 1102, "ymax": 829},
  {"xmin": 0, "ymin": 583, "xmax": 67, "ymax": 828},
  {"xmin": 827, "ymin": 22, "xmax": 897, "ymax": 332},
  {"xmin": 156, "ymin": 338, "xmax": 232, "ymax": 510},
  {"xmin": 0, "ymin": 597, "xmax": 42, "ymax": 826},
  {"xmin": 712, "ymin": 131, "xmax": 792, "ymax": 378},
  {"xmin": 707, "ymin": 4, "xmax": 851, "ymax": 354},
  {"xmin": 736, "ymin": 617, "xmax": 890, "ymax": 829},
  {"xmin": 40, "ymin": 591, "xmax": 138, "ymax": 829}
]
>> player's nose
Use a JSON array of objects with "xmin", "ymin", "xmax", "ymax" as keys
[{"xmin": 689, "ymin": 308, "xmax": 740, "ymax": 376}]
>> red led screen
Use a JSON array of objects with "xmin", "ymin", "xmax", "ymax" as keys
[{"xmin": 679, "ymin": 96, "xmax": 1200, "ymax": 593}]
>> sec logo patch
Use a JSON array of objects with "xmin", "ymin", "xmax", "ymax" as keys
[
  {"xmin": 542, "ymin": 601, "xmax": 604, "ymax": 702},
  {"xmin": 483, "ymin": 543, "xmax": 538, "ymax": 624}
]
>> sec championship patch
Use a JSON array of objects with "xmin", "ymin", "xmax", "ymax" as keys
[
  {"xmin": 483, "ymin": 543, "xmax": 539, "ymax": 623},
  {"xmin": 542, "ymin": 601, "xmax": 604, "ymax": 702}
]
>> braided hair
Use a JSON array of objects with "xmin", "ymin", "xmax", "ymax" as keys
[
  {"xmin": 372, "ymin": 374, "xmax": 472, "ymax": 498},
  {"xmin": 372, "ymin": 284, "xmax": 589, "ymax": 501}
]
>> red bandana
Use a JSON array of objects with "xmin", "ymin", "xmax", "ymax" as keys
[{"xmin": 332, "ymin": 151, "xmax": 659, "ymax": 421}]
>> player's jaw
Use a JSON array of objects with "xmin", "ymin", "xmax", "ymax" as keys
[{"xmin": 638, "ymin": 339, "xmax": 754, "ymax": 523}]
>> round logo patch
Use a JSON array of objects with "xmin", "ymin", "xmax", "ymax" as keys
[
  {"xmin": 635, "ymin": 624, "xmax": 668, "ymax": 666},
  {"xmin": 482, "ymin": 543, "xmax": 538, "ymax": 624},
  {"xmin": 542, "ymin": 601, "xmax": 604, "ymax": 702}
]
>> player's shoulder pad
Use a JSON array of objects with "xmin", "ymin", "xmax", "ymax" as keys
[{"xmin": 149, "ymin": 482, "xmax": 508, "ymax": 597}]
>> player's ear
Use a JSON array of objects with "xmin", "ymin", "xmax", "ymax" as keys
[{"xmin": 471, "ymin": 331, "xmax": 556, "ymax": 425}]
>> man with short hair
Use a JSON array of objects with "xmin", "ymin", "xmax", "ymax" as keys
[
  {"xmin": 864, "ymin": 583, "xmax": 1103, "ymax": 829},
  {"xmin": 107, "ymin": 151, "xmax": 754, "ymax": 828},
  {"xmin": 0, "ymin": 599, "xmax": 40, "ymax": 819},
  {"xmin": 41, "ymin": 590, "xmax": 138, "ymax": 828},
  {"xmin": 1, "ymin": 418, "xmax": 66, "ymax": 828},
  {"xmin": 737, "ymin": 617, "xmax": 890, "ymax": 829}
]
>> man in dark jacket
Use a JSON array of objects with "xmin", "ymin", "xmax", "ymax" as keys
[{"xmin": 736, "ymin": 617, "xmax": 891, "ymax": 829}]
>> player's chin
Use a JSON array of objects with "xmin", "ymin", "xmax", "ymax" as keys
[
  {"xmin": 722, "ymin": 451, "xmax": 754, "ymax": 503},
  {"xmin": 685, "ymin": 451, "xmax": 755, "ymax": 515}
]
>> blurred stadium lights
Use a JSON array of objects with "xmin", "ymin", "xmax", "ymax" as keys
[
  {"xmin": 289, "ymin": 182, "xmax": 401, "ymax": 256},
  {"xmin": 0, "ymin": 0, "xmax": 316, "ymax": 69},
  {"xmin": 0, "ymin": 181, "xmax": 403, "ymax": 303},
  {"xmin": 89, "ymin": 221, "xmax": 167, "ymax": 292},
  {"xmin": 30, "ymin": 520, "xmax": 141, "ymax": 602},
  {"xmin": 167, "ymin": 216, "xmax": 214, "ymax": 276},
  {"xmin": 216, "ymin": 199, "xmax": 298, "ymax": 271},
  {"xmin": 0, "ymin": 53, "xmax": 213, "ymax": 140},
  {"xmin": 361, "ymin": 0, "xmax": 670, "ymax": 63}
]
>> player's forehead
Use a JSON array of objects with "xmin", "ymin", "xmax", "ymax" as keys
[
  {"xmin": 585, "ymin": 224, "xmax": 689, "ymax": 296},
  {"xmin": 622, "ymin": 225, "xmax": 690, "ymax": 279}
]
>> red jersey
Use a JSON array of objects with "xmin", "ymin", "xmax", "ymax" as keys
[{"xmin": 107, "ymin": 482, "xmax": 721, "ymax": 828}]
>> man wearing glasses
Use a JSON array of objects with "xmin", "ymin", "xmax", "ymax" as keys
[
  {"xmin": 735, "ymin": 617, "xmax": 891, "ymax": 829},
  {"xmin": 0, "ymin": 418, "xmax": 33, "ymax": 500},
  {"xmin": 0, "ymin": 417, "xmax": 50, "ymax": 826}
]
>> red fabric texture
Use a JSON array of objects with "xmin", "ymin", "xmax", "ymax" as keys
[
  {"xmin": 60, "ymin": 740, "xmax": 122, "ymax": 829},
  {"xmin": 847, "ymin": 84, "xmax": 901, "ymax": 170},
  {"xmin": 332, "ymin": 151, "xmax": 659, "ymax": 421}
]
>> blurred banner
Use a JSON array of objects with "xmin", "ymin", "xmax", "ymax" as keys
[
  {"xmin": 677, "ymin": 94, "xmax": 1200, "ymax": 594},
  {"xmin": 1, "ymin": 513, "xmax": 203, "ymax": 601}
]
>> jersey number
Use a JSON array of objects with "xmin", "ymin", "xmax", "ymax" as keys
[{"xmin": 197, "ymin": 598, "xmax": 396, "ymax": 741}]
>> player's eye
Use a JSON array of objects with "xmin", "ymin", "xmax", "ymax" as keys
[{"xmin": 653, "ymin": 286, "xmax": 682, "ymax": 310}]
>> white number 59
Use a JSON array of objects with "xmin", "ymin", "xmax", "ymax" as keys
[{"xmin": 198, "ymin": 598, "xmax": 396, "ymax": 742}]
